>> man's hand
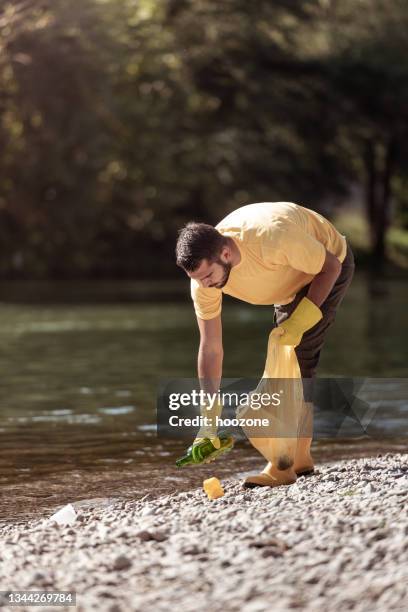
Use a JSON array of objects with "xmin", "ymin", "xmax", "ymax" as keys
[
  {"xmin": 194, "ymin": 397, "xmax": 224, "ymax": 448},
  {"xmin": 193, "ymin": 434, "xmax": 221, "ymax": 449},
  {"xmin": 271, "ymin": 296, "xmax": 322, "ymax": 347}
]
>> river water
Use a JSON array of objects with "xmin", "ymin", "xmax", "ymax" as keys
[{"xmin": 0, "ymin": 273, "xmax": 406, "ymax": 522}]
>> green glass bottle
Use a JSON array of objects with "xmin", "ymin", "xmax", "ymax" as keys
[{"xmin": 176, "ymin": 431, "xmax": 234, "ymax": 468}]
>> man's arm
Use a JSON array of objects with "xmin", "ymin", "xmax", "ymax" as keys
[
  {"xmin": 306, "ymin": 249, "xmax": 342, "ymax": 307},
  {"xmin": 197, "ymin": 314, "xmax": 223, "ymax": 394},
  {"xmin": 271, "ymin": 249, "xmax": 342, "ymax": 346}
]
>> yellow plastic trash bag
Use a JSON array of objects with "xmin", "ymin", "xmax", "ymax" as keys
[{"xmin": 237, "ymin": 327, "xmax": 307, "ymax": 469}]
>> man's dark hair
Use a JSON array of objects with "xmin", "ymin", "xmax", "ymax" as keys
[{"xmin": 176, "ymin": 222, "xmax": 227, "ymax": 271}]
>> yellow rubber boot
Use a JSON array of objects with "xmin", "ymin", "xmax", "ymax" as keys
[{"xmin": 243, "ymin": 459, "xmax": 297, "ymax": 488}]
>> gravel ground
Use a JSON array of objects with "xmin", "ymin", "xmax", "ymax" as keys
[{"xmin": 0, "ymin": 453, "xmax": 407, "ymax": 612}]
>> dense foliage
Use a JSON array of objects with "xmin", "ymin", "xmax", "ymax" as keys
[{"xmin": 1, "ymin": 0, "xmax": 407, "ymax": 278}]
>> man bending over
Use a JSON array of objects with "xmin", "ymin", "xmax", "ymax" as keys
[{"xmin": 175, "ymin": 202, "xmax": 355, "ymax": 487}]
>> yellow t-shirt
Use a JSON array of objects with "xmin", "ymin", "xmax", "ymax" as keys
[{"xmin": 190, "ymin": 202, "xmax": 347, "ymax": 320}]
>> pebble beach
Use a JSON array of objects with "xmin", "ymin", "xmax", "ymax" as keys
[{"xmin": 0, "ymin": 452, "xmax": 407, "ymax": 612}]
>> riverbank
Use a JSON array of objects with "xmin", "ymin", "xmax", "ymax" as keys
[{"xmin": 0, "ymin": 452, "xmax": 407, "ymax": 611}]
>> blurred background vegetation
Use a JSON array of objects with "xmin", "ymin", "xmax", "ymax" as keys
[{"xmin": 1, "ymin": 0, "xmax": 408, "ymax": 279}]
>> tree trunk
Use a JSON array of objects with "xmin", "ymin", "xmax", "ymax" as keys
[
  {"xmin": 364, "ymin": 138, "xmax": 396, "ymax": 267},
  {"xmin": 364, "ymin": 139, "xmax": 378, "ymax": 249},
  {"xmin": 374, "ymin": 137, "xmax": 396, "ymax": 260}
]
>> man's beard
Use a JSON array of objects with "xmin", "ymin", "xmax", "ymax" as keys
[{"xmin": 210, "ymin": 260, "xmax": 232, "ymax": 288}]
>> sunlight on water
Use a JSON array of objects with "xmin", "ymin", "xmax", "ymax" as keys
[{"xmin": 0, "ymin": 274, "xmax": 406, "ymax": 522}]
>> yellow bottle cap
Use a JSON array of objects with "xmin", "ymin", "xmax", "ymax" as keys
[{"xmin": 203, "ymin": 477, "xmax": 224, "ymax": 500}]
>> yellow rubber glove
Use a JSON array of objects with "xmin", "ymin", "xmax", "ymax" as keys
[
  {"xmin": 193, "ymin": 398, "xmax": 223, "ymax": 449},
  {"xmin": 270, "ymin": 297, "xmax": 322, "ymax": 347}
]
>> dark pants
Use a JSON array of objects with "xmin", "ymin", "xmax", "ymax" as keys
[{"xmin": 273, "ymin": 242, "xmax": 355, "ymax": 402}]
